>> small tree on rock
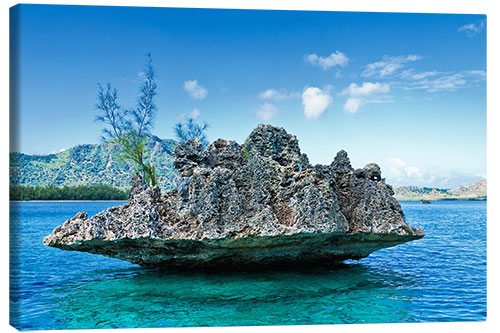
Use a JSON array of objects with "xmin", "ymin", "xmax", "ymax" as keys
[
  {"xmin": 174, "ymin": 118, "xmax": 210, "ymax": 148},
  {"xmin": 95, "ymin": 53, "xmax": 158, "ymax": 189}
]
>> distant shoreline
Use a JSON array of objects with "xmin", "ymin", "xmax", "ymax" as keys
[
  {"xmin": 9, "ymin": 184, "xmax": 129, "ymax": 201},
  {"xmin": 397, "ymin": 198, "xmax": 486, "ymax": 202}
]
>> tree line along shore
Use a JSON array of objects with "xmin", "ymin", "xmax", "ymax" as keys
[
  {"xmin": 10, "ymin": 180, "xmax": 486, "ymax": 202},
  {"xmin": 10, "ymin": 184, "xmax": 128, "ymax": 201}
]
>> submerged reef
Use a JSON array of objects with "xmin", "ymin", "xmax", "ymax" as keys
[{"xmin": 44, "ymin": 125, "xmax": 424, "ymax": 269}]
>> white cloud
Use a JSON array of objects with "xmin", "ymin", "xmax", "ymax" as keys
[
  {"xmin": 341, "ymin": 82, "xmax": 390, "ymax": 97},
  {"xmin": 385, "ymin": 157, "xmax": 485, "ymax": 188},
  {"xmin": 189, "ymin": 108, "xmax": 200, "ymax": 119},
  {"xmin": 405, "ymin": 166, "xmax": 422, "ymax": 178},
  {"xmin": 411, "ymin": 71, "xmax": 439, "ymax": 80},
  {"xmin": 401, "ymin": 70, "xmax": 440, "ymax": 80},
  {"xmin": 340, "ymin": 82, "xmax": 391, "ymax": 113},
  {"xmin": 363, "ymin": 52, "xmax": 486, "ymax": 94},
  {"xmin": 386, "ymin": 157, "xmax": 423, "ymax": 185},
  {"xmin": 258, "ymin": 88, "xmax": 299, "ymax": 101},
  {"xmin": 301, "ymin": 87, "xmax": 333, "ymax": 120},
  {"xmin": 464, "ymin": 70, "xmax": 486, "ymax": 78},
  {"xmin": 402, "ymin": 70, "xmax": 486, "ymax": 92},
  {"xmin": 389, "ymin": 166, "xmax": 402, "ymax": 177},
  {"xmin": 475, "ymin": 171, "xmax": 487, "ymax": 179},
  {"xmin": 305, "ymin": 51, "xmax": 349, "ymax": 70},
  {"xmin": 344, "ymin": 98, "xmax": 363, "ymax": 114},
  {"xmin": 255, "ymin": 102, "xmax": 279, "ymax": 121},
  {"xmin": 362, "ymin": 55, "xmax": 422, "ymax": 78},
  {"xmin": 362, "ymin": 55, "xmax": 485, "ymax": 94},
  {"xmin": 184, "ymin": 79, "xmax": 208, "ymax": 100},
  {"xmin": 458, "ymin": 21, "xmax": 485, "ymax": 36},
  {"xmin": 423, "ymin": 73, "xmax": 467, "ymax": 92},
  {"xmin": 406, "ymin": 55, "xmax": 421, "ymax": 61},
  {"xmin": 176, "ymin": 108, "xmax": 201, "ymax": 122},
  {"xmin": 387, "ymin": 157, "xmax": 406, "ymax": 168}
]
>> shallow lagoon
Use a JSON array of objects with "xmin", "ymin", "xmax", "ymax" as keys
[{"xmin": 10, "ymin": 200, "xmax": 486, "ymax": 330}]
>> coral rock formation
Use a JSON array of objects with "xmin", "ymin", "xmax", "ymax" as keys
[{"xmin": 44, "ymin": 125, "xmax": 424, "ymax": 269}]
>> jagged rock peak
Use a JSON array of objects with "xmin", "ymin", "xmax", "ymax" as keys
[
  {"xmin": 207, "ymin": 139, "xmax": 246, "ymax": 170},
  {"xmin": 128, "ymin": 174, "xmax": 145, "ymax": 200},
  {"xmin": 172, "ymin": 139, "xmax": 208, "ymax": 177},
  {"xmin": 331, "ymin": 149, "xmax": 353, "ymax": 171},
  {"xmin": 245, "ymin": 124, "xmax": 309, "ymax": 168},
  {"xmin": 363, "ymin": 163, "xmax": 382, "ymax": 181}
]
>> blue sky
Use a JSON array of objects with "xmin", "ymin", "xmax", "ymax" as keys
[{"xmin": 11, "ymin": 4, "xmax": 486, "ymax": 188}]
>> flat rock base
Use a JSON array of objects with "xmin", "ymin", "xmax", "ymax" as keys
[{"xmin": 50, "ymin": 232, "xmax": 423, "ymax": 271}]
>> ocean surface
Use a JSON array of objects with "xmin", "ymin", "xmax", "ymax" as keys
[{"xmin": 9, "ymin": 200, "xmax": 486, "ymax": 330}]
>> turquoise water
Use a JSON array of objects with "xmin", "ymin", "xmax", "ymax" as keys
[{"xmin": 10, "ymin": 200, "xmax": 486, "ymax": 330}]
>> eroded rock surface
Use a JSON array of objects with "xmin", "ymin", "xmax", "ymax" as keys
[{"xmin": 44, "ymin": 125, "xmax": 424, "ymax": 269}]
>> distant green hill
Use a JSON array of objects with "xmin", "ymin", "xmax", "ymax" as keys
[
  {"xmin": 10, "ymin": 135, "xmax": 178, "ymax": 191},
  {"xmin": 394, "ymin": 179, "xmax": 487, "ymax": 201}
]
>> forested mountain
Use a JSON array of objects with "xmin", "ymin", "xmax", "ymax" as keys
[{"xmin": 10, "ymin": 135, "xmax": 177, "ymax": 191}]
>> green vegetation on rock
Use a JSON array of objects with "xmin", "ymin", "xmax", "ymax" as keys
[
  {"xmin": 95, "ymin": 53, "xmax": 159, "ymax": 188},
  {"xmin": 174, "ymin": 118, "xmax": 210, "ymax": 148}
]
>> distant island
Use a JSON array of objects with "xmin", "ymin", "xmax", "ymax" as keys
[{"xmin": 394, "ymin": 179, "xmax": 487, "ymax": 201}]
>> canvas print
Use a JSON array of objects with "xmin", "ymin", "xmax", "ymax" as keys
[{"xmin": 9, "ymin": 4, "xmax": 487, "ymax": 330}]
